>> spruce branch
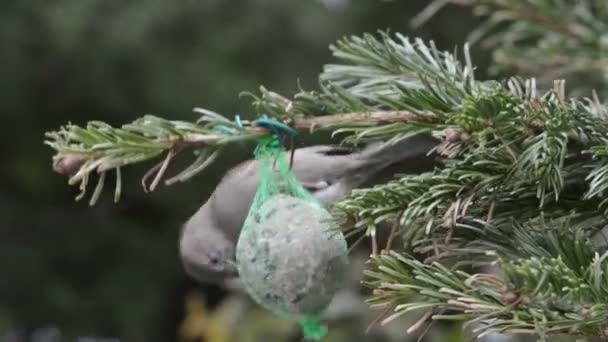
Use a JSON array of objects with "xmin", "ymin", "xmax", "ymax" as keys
[
  {"xmin": 445, "ymin": 0, "xmax": 608, "ymax": 96},
  {"xmin": 249, "ymin": 30, "xmax": 492, "ymax": 120},
  {"xmin": 45, "ymin": 30, "xmax": 608, "ymax": 339},
  {"xmin": 333, "ymin": 76, "xmax": 608, "ymax": 252},
  {"xmin": 320, "ymin": 31, "xmax": 478, "ymax": 99},
  {"xmin": 45, "ymin": 108, "xmax": 425, "ymax": 205},
  {"xmin": 47, "ymin": 32, "xmax": 484, "ymax": 205},
  {"xmin": 365, "ymin": 250, "xmax": 608, "ymax": 340}
]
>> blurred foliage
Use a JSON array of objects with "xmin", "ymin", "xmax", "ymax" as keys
[{"xmin": 0, "ymin": 1, "xmax": 487, "ymax": 341}]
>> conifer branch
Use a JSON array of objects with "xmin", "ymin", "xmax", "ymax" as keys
[
  {"xmin": 45, "ymin": 28, "xmax": 608, "ymax": 339},
  {"xmin": 45, "ymin": 108, "xmax": 426, "ymax": 204},
  {"xmin": 365, "ymin": 249, "xmax": 608, "ymax": 339},
  {"xmin": 447, "ymin": 0, "xmax": 608, "ymax": 96}
]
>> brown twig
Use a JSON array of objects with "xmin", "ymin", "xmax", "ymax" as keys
[
  {"xmin": 52, "ymin": 110, "xmax": 424, "ymax": 177},
  {"xmin": 415, "ymin": 311, "xmax": 439, "ymax": 342},
  {"xmin": 52, "ymin": 154, "xmax": 88, "ymax": 176},
  {"xmin": 384, "ymin": 210, "xmax": 405, "ymax": 252},
  {"xmin": 181, "ymin": 111, "xmax": 423, "ymax": 146},
  {"xmin": 485, "ymin": 200, "xmax": 496, "ymax": 225},
  {"xmin": 366, "ymin": 307, "xmax": 392, "ymax": 334},
  {"xmin": 293, "ymin": 110, "xmax": 425, "ymax": 130},
  {"xmin": 288, "ymin": 135, "xmax": 296, "ymax": 171}
]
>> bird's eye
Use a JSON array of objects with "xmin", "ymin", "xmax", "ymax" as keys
[{"xmin": 208, "ymin": 252, "xmax": 221, "ymax": 265}]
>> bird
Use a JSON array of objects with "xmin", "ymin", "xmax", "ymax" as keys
[{"xmin": 178, "ymin": 132, "xmax": 439, "ymax": 286}]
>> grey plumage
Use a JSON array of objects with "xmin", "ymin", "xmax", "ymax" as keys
[
  {"xmin": 179, "ymin": 201, "xmax": 239, "ymax": 284},
  {"xmin": 179, "ymin": 133, "xmax": 439, "ymax": 285}
]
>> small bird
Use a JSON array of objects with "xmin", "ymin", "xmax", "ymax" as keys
[{"xmin": 179, "ymin": 133, "xmax": 438, "ymax": 286}]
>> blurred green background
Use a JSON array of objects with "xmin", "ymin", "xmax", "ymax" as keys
[{"xmin": 0, "ymin": 1, "xmax": 496, "ymax": 341}]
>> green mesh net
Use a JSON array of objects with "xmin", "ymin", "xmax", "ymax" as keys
[{"xmin": 235, "ymin": 136, "xmax": 349, "ymax": 340}]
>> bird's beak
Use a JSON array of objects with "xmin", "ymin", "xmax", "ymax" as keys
[{"xmin": 224, "ymin": 259, "xmax": 238, "ymax": 275}]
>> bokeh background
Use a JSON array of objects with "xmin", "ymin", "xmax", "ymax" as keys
[{"xmin": 0, "ymin": 1, "xmax": 503, "ymax": 341}]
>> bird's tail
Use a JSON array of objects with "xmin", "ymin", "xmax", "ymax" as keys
[
  {"xmin": 338, "ymin": 132, "xmax": 438, "ymax": 189},
  {"xmin": 357, "ymin": 132, "xmax": 439, "ymax": 166}
]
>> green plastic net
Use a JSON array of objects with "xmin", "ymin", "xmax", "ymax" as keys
[{"xmin": 235, "ymin": 136, "xmax": 349, "ymax": 340}]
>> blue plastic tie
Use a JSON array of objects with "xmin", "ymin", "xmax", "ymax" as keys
[
  {"xmin": 212, "ymin": 114, "xmax": 296, "ymax": 151},
  {"xmin": 253, "ymin": 115, "xmax": 297, "ymax": 139},
  {"xmin": 234, "ymin": 115, "xmax": 244, "ymax": 130},
  {"xmin": 212, "ymin": 115, "xmax": 247, "ymax": 136},
  {"xmin": 212, "ymin": 125, "xmax": 236, "ymax": 135}
]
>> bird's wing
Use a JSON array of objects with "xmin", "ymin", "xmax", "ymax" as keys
[{"xmin": 299, "ymin": 144, "xmax": 356, "ymax": 156}]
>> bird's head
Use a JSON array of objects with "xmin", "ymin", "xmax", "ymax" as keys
[{"xmin": 179, "ymin": 218, "xmax": 238, "ymax": 284}]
